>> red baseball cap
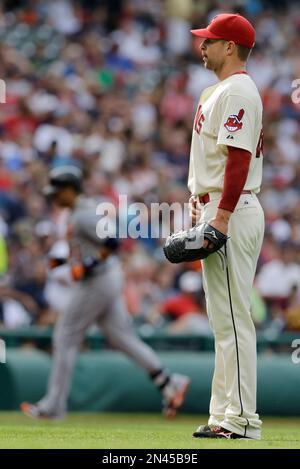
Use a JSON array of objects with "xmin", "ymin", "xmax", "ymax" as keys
[{"xmin": 191, "ymin": 13, "xmax": 255, "ymax": 48}]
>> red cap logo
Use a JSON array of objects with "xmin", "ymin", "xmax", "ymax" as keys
[{"xmin": 224, "ymin": 109, "xmax": 244, "ymax": 132}]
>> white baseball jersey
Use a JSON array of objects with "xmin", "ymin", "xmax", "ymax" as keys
[{"xmin": 188, "ymin": 73, "xmax": 263, "ymax": 196}]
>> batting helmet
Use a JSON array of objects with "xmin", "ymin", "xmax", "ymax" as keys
[{"xmin": 43, "ymin": 165, "xmax": 82, "ymax": 196}]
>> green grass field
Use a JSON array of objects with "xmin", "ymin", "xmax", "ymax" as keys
[{"xmin": 0, "ymin": 413, "xmax": 299, "ymax": 449}]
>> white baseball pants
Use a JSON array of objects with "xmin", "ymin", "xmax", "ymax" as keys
[{"xmin": 200, "ymin": 192, "xmax": 264, "ymax": 439}]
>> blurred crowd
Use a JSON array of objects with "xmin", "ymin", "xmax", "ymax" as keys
[{"xmin": 0, "ymin": 0, "xmax": 300, "ymax": 340}]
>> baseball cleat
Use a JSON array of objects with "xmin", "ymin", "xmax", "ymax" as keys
[
  {"xmin": 20, "ymin": 402, "xmax": 63, "ymax": 420},
  {"xmin": 193, "ymin": 424, "xmax": 216, "ymax": 437},
  {"xmin": 162, "ymin": 373, "xmax": 191, "ymax": 419},
  {"xmin": 193, "ymin": 425, "xmax": 251, "ymax": 439}
]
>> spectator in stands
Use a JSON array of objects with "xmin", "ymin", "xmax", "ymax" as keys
[{"xmin": 161, "ymin": 271, "xmax": 212, "ymax": 336}]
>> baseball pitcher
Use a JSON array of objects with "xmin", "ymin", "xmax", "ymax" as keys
[{"xmin": 188, "ymin": 14, "xmax": 264, "ymax": 439}]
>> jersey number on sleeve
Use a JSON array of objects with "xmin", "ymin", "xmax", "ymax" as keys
[
  {"xmin": 256, "ymin": 128, "xmax": 264, "ymax": 158},
  {"xmin": 194, "ymin": 104, "xmax": 205, "ymax": 135}
]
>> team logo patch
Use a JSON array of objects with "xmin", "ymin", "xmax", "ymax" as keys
[{"xmin": 224, "ymin": 109, "xmax": 244, "ymax": 132}]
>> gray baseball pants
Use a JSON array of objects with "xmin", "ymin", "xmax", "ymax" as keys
[{"xmin": 38, "ymin": 257, "xmax": 161, "ymax": 416}]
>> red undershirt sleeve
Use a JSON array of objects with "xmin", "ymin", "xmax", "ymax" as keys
[{"xmin": 218, "ymin": 146, "xmax": 252, "ymax": 213}]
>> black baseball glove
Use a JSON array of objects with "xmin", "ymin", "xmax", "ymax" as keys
[{"xmin": 163, "ymin": 222, "xmax": 228, "ymax": 264}]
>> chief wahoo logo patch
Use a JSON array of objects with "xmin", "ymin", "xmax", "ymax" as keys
[{"xmin": 224, "ymin": 109, "xmax": 244, "ymax": 132}]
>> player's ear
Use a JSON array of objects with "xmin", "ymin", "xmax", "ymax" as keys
[{"xmin": 225, "ymin": 41, "xmax": 236, "ymax": 57}]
